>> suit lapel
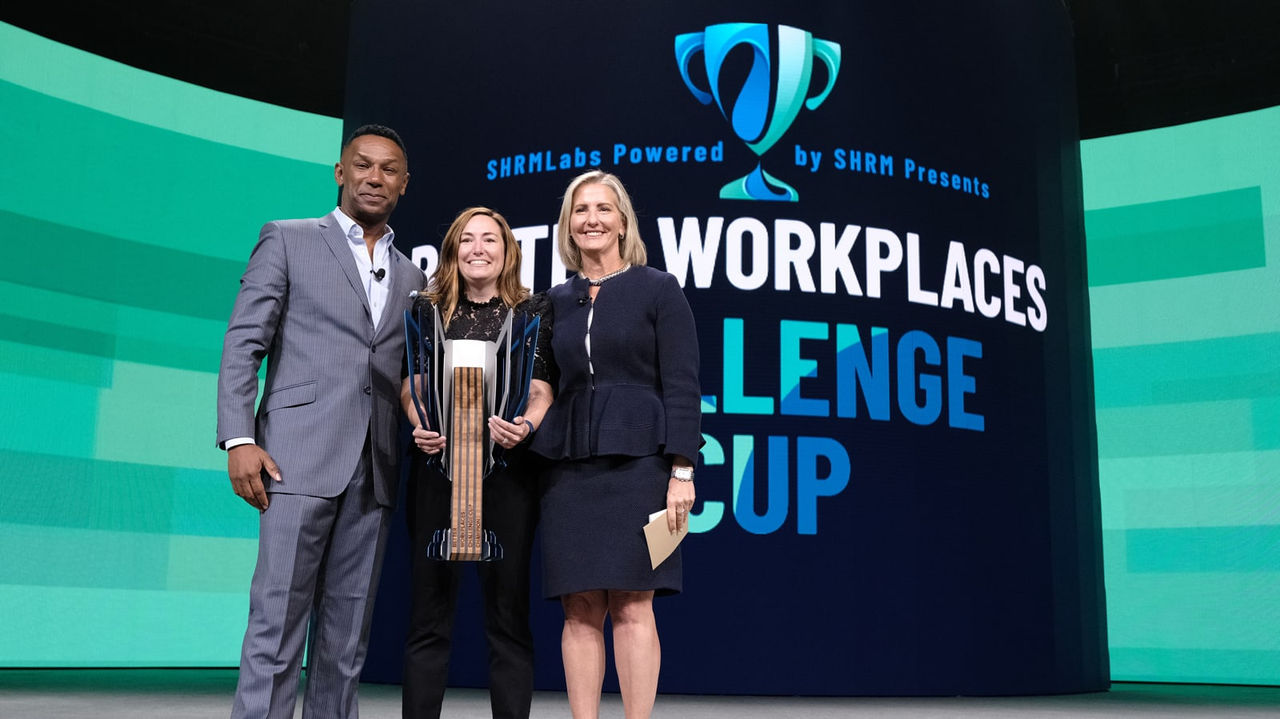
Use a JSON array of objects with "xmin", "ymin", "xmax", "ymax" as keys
[{"xmin": 319, "ymin": 215, "xmax": 372, "ymax": 322}]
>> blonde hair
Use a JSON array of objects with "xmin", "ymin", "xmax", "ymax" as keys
[
  {"xmin": 555, "ymin": 170, "xmax": 648, "ymax": 273},
  {"xmin": 427, "ymin": 207, "xmax": 529, "ymax": 327}
]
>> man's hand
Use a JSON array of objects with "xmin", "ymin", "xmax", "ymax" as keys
[{"xmin": 228, "ymin": 444, "xmax": 282, "ymax": 510}]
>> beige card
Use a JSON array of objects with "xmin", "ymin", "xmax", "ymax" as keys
[{"xmin": 643, "ymin": 509, "xmax": 689, "ymax": 570}]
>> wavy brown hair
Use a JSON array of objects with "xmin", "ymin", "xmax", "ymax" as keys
[{"xmin": 427, "ymin": 206, "xmax": 529, "ymax": 327}]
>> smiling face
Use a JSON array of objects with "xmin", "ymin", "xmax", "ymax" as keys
[
  {"xmin": 456, "ymin": 213, "xmax": 505, "ymax": 295},
  {"xmin": 569, "ymin": 183, "xmax": 625, "ymax": 263},
  {"xmin": 334, "ymin": 134, "xmax": 409, "ymax": 228}
]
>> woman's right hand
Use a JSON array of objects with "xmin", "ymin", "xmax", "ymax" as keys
[{"xmin": 413, "ymin": 426, "xmax": 447, "ymax": 455}]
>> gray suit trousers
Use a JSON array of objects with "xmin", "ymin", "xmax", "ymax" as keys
[{"xmin": 231, "ymin": 445, "xmax": 391, "ymax": 719}]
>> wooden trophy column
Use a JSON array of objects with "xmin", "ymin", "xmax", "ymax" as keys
[{"xmin": 449, "ymin": 365, "xmax": 485, "ymax": 561}]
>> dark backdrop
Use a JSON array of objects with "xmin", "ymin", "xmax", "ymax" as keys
[
  {"xmin": 351, "ymin": 0, "xmax": 1106, "ymax": 696},
  {"xmin": 7, "ymin": 1, "xmax": 1280, "ymax": 138}
]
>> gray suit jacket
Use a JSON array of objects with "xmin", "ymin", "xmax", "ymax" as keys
[{"xmin": 216, "ymin": 213, "xmax": 424, "ymax": 507}]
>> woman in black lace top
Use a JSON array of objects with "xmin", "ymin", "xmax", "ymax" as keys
[{"xmin": 399, "ymin": 207, "xmax": 554, "ymax": 719}]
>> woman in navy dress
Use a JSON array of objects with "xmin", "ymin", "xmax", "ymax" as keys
[{"xmin": 531, "ymin": 171, "xmax": 701, "ymax": 719}]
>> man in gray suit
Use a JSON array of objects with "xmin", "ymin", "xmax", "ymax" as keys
[{"xmin": 217, "ymin": 124, "xmax": 423, "ymax": 718}]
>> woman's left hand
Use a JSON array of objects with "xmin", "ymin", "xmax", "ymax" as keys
[
  {"xmin": 488, "ymin": 415, "xmax": 533, "ymax": 449},
  {"xmin": 666, "ymin": 476, "xmax": 696, "ymax": 534}
]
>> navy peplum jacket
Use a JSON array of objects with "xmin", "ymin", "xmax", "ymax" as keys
[{"xmin": 531, "ymin": 265, "xmax": 702, "ymax": 464}]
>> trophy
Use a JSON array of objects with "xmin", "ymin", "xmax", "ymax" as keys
[
  {"xmin": 404, "ymin": 297, "xmax": 540, "ymax": 561},
  {"xmin": 675, "ymin": 23, "xmax": 841, "ymax": 202}
]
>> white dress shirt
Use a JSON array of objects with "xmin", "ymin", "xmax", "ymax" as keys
[{"xmin": 332, "ymin": 206, "xmax": 394, "ymax": 330}]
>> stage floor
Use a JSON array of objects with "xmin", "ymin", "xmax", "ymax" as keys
[{"xmin": 1, "ymin": 669, "xmax": 1278, "ymax": 718}]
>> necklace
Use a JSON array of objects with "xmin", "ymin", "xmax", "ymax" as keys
[{"xmin": 584, "ymin": 264, "xmax": 631, "ymax": 286}]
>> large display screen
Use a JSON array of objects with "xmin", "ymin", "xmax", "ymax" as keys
[
  {"xmin": 348, "ymin": 0, "xmax": 1105, "ymax": 696},
  {"xmin": 1083, "ymin": 107, "xmax": 1280, "ymax": 684},
  {"xmin": 0, "ymin": 22, "xmax": 341, "ymax": 666}
]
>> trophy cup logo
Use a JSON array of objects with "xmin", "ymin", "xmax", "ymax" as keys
[{"xmin": 675, "ymin": 23, "xmax": 841, "ymax": 202}]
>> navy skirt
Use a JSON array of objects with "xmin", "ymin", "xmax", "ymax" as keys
[{"xmin": 539, "ymin": 454, "xmax": 681, "ymax": 598}]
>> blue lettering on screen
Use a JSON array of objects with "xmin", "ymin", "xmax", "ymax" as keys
[
  {"xmin": 693, "ymin": 433, "xmax": 853, "ymax": 536},
  {"xmin": 795, "ymin": 436, "xmax": 850, "ymax": 535},
  {"xmin": 716, "ymin": 317, "xmax": 985, "ymax": 430},
  {"xmin": 898, "ymin": 329, "xmax": 943, "ymax": 426},
  {"xmin": 691, "ymin": 318, "xmax": 984, "ymax": 536},
  {"xmin": 780, "ymin": 320, "xmax": 829, "ymax": 416},
  {"xmin": 732, "ymin": 435, "xmax": 789, "ymax": 534}
]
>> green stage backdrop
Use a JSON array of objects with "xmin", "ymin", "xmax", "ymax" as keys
[
  {"xmin": 1083, "ymin": 110, "xmax": 1280, "ymax": 684},
  {"xmin": 0, "ymin": 23, "xmax": 341, "ymax": 666},
  {"xmin": 0, "ymin": 22, "xmax": 1276, "ymax": 684}
]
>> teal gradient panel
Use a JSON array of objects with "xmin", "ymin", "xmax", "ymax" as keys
[
  {"xmin": 0, "ymin": 586, "xmax": 249, "ymax": 666},
  {"xmin": 1119, "ymin": 481, "xmax": 1280, "ymax": 527},
  {"xmin": 0, "ymin": 25, "xmax": 339, "ymax": 668},
  {"xmin": 1109, "ymin": 649, "xmax": 1280, "ymax": 685},
  {"xmin": 0, "ymin": 434, "xmax": 240, "ymax": 544},
  {"xmin": 92, "ymin": 361, "xmax": 226, "ymax": 471},
  {"xmin": 113, "ymin": 334, "xmax": 223, "ymax": 375},
  {"xmin": 0, "ymin": 366, "xmax": 101, "ymax": 457},
  {"xmin": 0, "ymin": 524, "xmax": 169, "ymax": 590},
  {"xmin": 1096, "ymin": 401, "xmax": 1257, "ymax": 458},
  {"xmin": 0, "ymin": 23, "xmax": 338, "ymax": 166},
  {"xmin": 0, "ymin": 283, "xmax": 224, "ymax": 374},
  {"xmin": 1084, "ymin": 187, "xmax": 1266, "ymax": 286},
  {"xmin": 1255, "ymin": 397, "xmax": 1280, "ymax": 451},
  {"xmin": 170, "ymin": 467, "xmax": 259, "ymax": 539},
  {"xmin": 0, "ymin": 337, "xmax": 114, "ymax": 388},
  {"xmin": 165, "ymin": 534, "xmax": 258, "ymax": 593},
  {"xmin": 0, "ymin": 209, "xmax": 244, "ymax": 322},
  {"xmin": 0, "ymin": 279, "xmax": 229, "ymax": 375},
  {"xmin": 0, "ymin": 78, "xmax": 340, "ymax": 262},
  {"xmin": 0, "ymin": 279, "xmax": 227, "ymax": 350},
  {"xmin": 1125, "ymin": 526, "xmax": 1280, "ymax": 572},
  {"xmin": 1093, "ymin": 333, "xmax": 1280, "ymax": 408},
  {"xmin": 0, "ymin": 312, "xmax": 118, "ymax": 358},
  {"xmin": 0, "ymin": 450, "xmax": 175, "ymax": 533},
  {"xmin": 1086, "ymin": 104, "xmax": 1280, "ymax": 684}
]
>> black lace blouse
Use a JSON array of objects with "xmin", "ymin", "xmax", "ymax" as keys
[{"xmin": 408, "ymin": 293, "xmax": 556, "ymax": 385}]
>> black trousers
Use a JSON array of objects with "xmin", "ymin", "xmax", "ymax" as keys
[{"xmin": 402, "ymin": 451, "xmax": 538, "ymax": 719}]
